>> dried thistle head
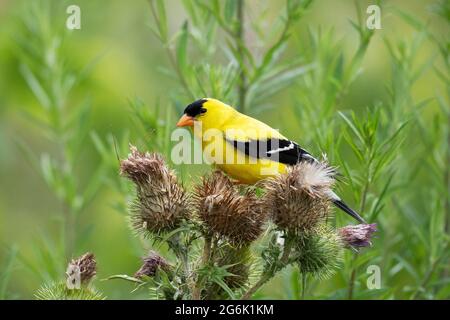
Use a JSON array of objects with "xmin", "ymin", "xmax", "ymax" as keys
[
  {"xmin": 264, "ymin": 161, "xmax": 335, "ymax": 232},
  {"xmin": 293, "ymin": 225, "xmax": 343, "ymax": 279},
  {"xmin": 194, "ymin": 171, "xmax": 267, "ymax": 245},
  {"xmin": 120, "ymin": 145, "xmax": 191, "ymax": 235},
  {"xmin": 66, "ymin": 252, "xmax": 96, "ymax": 289},
  {"xmin": 134, "ymin": 251, "xmax": 171, "ymax": 279},
  {"xmin": 338, "ymin": 223, "xmax": 377, "ymax": 249}
]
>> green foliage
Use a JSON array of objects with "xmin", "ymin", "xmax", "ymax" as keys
[
  {"xmin": 14, "ymin": 1, "xmax": 105, "ymax": 265},
  {"xmin": 148, "ymin": 0, "xmax": 315, "ymax": 114}
]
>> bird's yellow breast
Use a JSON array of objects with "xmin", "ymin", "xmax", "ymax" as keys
[{"xmin": 200, "ymin": 136, "xmax": 287, "ymax": 184}]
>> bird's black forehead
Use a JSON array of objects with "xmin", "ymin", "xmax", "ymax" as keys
[{"xmin": 183, "ymin": 98, "xmax": 207, "ymax": 116}]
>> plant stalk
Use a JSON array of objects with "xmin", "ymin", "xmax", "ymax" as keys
[
  {"xmin": 192, "ymin": 234, "xmax": 212, "ymax": 300},
  {"xmin": 236, "ymin": 0, "xmax": 247, "ymax": 113},
  {"xmin": 347, "ymin": 178, "xmax": 370, "ymax": 299},
  {"xmin": 241, "ymin": 237, "xmax": 293, "ymax": 300}
]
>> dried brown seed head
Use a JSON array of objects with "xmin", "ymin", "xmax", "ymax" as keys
[
  {"xmin": 194, "ymin": 171, "xmax": 267, "ymax": 245},
  {"xmin": 121, "ymin": 145, "xmax": 191, "ymax": 235},
  {"xmin": 263, "ymin": 161, "xmax": 335, "ymax": 232},
  {"xmin": 66, "ymin": 252, "xmax": 96, "ymax": 288}
]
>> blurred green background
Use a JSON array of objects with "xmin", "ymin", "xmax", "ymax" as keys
[{"xmin": 0, "ymin": 0, "xmax": 448, "ymax": 299}]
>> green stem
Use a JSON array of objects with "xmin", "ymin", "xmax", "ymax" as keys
[
  {"xmin": 148, "ymin": 0, "xmax": 195, "ymax": 100},
  {"xmin": 192, "ymin": 234, "xmax": 212, "ymax": 300},
  {"xmin": 241, "ymin": 274, "xmax": 271, "ymax": 300},
  {"xmin": 445, "ymin": 111, "xmax": 450, "ymax": 235},
  {"xmin": 347, "ymin": 178, "xmax": 370, "ymax": 299},
  {"xmin": 236, "ymin": 0, "xmax": 247, "ymax": 113},
  {"xmin": 301, "ymin": 273, "xmax": 307, "ymax": 299},
  {"xmin": 411, "ymin": 243, "xmax": 449, "ymax": 299},
  {"xmin": 241, "ymin": 237, "xmax": 293, "ymax": 300}
]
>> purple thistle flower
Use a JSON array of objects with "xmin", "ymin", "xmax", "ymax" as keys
[
  {"xmin": 338, "ymin": 223, "xmax": 377, "ymax": 248},
  {"xmin": 134, "ymin": 251, "xmax": 170, "ymax": 279}
]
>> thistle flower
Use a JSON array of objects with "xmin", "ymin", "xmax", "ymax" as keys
[
  {"xmin": 338, "ymin": 223, "xmax": 377, "ymax": 248},
  {"xmin": 66, "ymin": 252, "xmax": 97, "ymax": 289},
  {"xmin": 264, "ymin": 161, "xmax": 335, "ymax": 232},
  {"xmin": 194, "ymin": 171, "xmax": 267, "ymax": 245},
  {"xmin": 293, "ymin": 225, "xmax": 343, "ymax": 279},
  {"xmin": 135, "ymin": 251, "xmax": 171, "ymax": 279},
  {"xmin": 120, "ymin": 145, "xmax": 190, "ymax": 235}
]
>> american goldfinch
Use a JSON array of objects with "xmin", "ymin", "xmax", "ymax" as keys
[{"xmin": 176, "ymin": 98, "xmax": 366, "ymax": 223}]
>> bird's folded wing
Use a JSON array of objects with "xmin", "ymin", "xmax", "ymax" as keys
[{"xmin": 224, "ymin": 135, "xmax": 316, "ymax": 165}]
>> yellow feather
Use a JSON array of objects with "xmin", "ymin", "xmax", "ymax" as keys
[{"xmin": 193, "ymin": 98, "xmax": 288, "ymax": 184}]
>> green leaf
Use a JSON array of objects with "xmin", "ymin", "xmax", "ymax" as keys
[
  {"xmin": 19, "ymin": 64, "xmax": 51, "ymax": 109},
  {"xmin": 176, "ymin": 21, "xmax": 189, "ymax": 71},
  {"xmin": 155, "ymin": 0, "xmax": 168, "ymax": 41},
  {"xmin": 0, "ymin": 245, "xmax": 18, "ymax": 299},
  {"xmin": 104, "ymin": 274, "xmax": 144, "ymax": 284}
]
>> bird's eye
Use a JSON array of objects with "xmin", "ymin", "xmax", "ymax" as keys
[{"xmin": 200, "ymin": 108, "xmax": 207, "ymax": 114}]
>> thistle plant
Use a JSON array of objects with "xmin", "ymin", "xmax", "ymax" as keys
[
  {"xmin": 110, "ymin": 145, "xmax": 376, "ymax": 300},
  {"xmin": 35, "ymin": 252, "xmax": 105, "ymax": 300},
  {"xmin": 120, "ymin": 146, "xmax": 191, "ymax": 235}
]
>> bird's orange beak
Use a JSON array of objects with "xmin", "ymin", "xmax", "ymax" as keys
[{"xmin": 176, "ymin": 114, "xmax": 194, "ymax": 127}]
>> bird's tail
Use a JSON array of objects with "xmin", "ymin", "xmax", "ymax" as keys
[{"xmin": 332, "ymin": 199, "xmax": 366, "ymax": 224}]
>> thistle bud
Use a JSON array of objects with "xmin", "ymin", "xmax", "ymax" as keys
[
  {"xmin": 264, "ymin": 161, "xmax": 335, "ymax": 232},
  {"xmin": 36, "ymin": 283, "xmax": 105, "ymax": 300},
  {"xmin": 134, "ymin": 251, "xmax": 171, "ymax": 279},
  {"xmin": 120, "ymin": 145, "xmax": 190, "ymax": 235},
  {"xmin": 338, "ymin": 223, "xmax": 377, "ymax": 248},
  {"xmin": 293, "ymin": 225, "xmax": 343, "ymax": 279},
  {"xmin": 66, "ymin": 252, "xmax": 97, "ymax": 289},
  {"xmin": 194, "ymin": 171, "xmax": 267, "ymax": 245}
]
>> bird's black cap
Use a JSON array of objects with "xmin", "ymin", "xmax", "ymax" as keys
[{"xmin": 184, "ymin": 98, "xmax": 208, "ymax": 117}]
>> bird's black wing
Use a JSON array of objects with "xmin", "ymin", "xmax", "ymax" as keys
[{"xmin": 224, "ymin": 137, "xmax": 317, "ymax": 165}]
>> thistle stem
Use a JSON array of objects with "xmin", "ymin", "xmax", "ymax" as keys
[
  {"xmin": 192, "ymin": 234, "xmax": 212, "ymax": 300},
  {"xmin": 241, "ymin": 274, "xmax": 271, "ymax": 300},
  {"xmin": 241, "ymin": 237, "xmax": 293, "ymax": 300},
  {"xmin": 301, "ymin": 273, "xmax": 307, "ymax": 299}
]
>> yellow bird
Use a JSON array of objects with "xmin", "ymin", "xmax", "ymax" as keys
[{"xmin": 176, "ymin": 98, "xmax": 365, "ymax": 223}]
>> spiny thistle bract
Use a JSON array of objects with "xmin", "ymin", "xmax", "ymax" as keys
[
  {"xmin": 217, "ymin": 245, "xmax": 252, "ymax": 289},
  {"xmin": 264, "ymin": 161, "xmax": 335, "ymax": 232},
  {"xmin": 35, "ymin": 282, "xmax": 105, "ymax": 300},
  {"xmin": 338, "ymin": 223, "xmax": 377, "ymax": 249},
  {"xmin": 135, "ymin": 251, "xmax": 171, "ymax": 279},
  {"xmin": 205, "ymin": 245, "xmax": 253, "ymax": 299},
  {"xmin": 293, "ymin": 225, "xmax": 343, "ymax": 279},
  {"xmin": 194, "ymin": 171, "xmax": 267, "ymax": 245},
  {"xmin": 120, "ymin": 145, "xmax": 191, "ymax": 235}
]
